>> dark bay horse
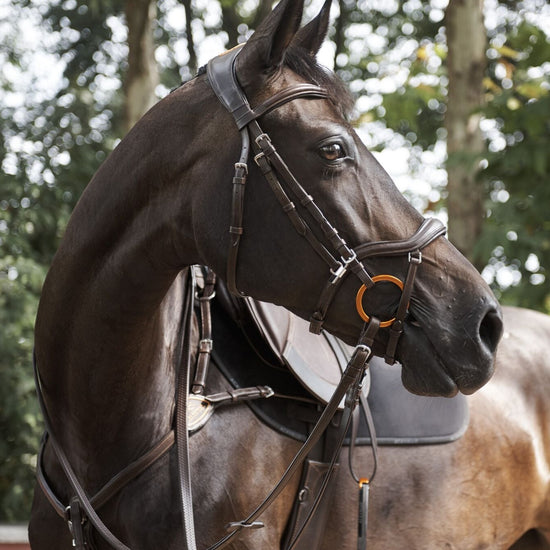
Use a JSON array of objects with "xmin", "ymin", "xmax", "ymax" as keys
[{"xmin": 29, "ymin": 0, "xmax": 511, "ymax": 548}]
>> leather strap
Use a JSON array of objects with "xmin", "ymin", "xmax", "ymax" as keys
[
  {"xmin": 33, "ymin": 353, "xmax": 132, "ymax": 550},
  {"xmin": 310, "ymin": 218, "xmax": 446, "ymax": 334},
  {"xmin": 206, "ymin": 45, "xmax": 373, "ymax": 306},
  {"xmin": 207, "ymin": 46, "xmax": 330, "ymax": 131},
  {"xmin": 355, "ymin": 217, "xmax": 446, "ymax": 260},
  {"xmin": 282, "ymin": 458, "xmax": 339, "ymax": 550},
  {"xmin": 68, "ymin": 497, "xmax": 86, "ymax": 549},
  {"xmin": 207, "ymin": 320, "xmax": 379, "ymax": 550},
  {"xmin": 191, "ymin": 266, "xmax": 217, "ymax": 394},
  {"xmin": 38, "ymin": 429, "xmax": 175, "ymax": 522},
  {"xmin": 206, "ymin": 385, "xmax": 274, "ymax": 405},
  {"xmin": 176, "ymin": 270, "xmax": 199, "ymax": 550}
]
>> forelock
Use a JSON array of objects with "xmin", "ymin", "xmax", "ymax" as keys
[{"xmin": 284, "ymin": 46, "xmax": 355, "ymax": 118}]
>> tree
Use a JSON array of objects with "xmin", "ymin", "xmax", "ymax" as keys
[
  {"xmin": 479, "ymin": 16, "xmax": 550, "ymax": 311},
  {"xmin": 445, "ymin": 0, "xmax": 486, "ymax": 266},
  {"xmin": 332, "ymin": 0, "xmax": 549, "ymax": 311},
  {"xmin": 124, "ymin": 0, "xmax": 160, "ymax": 131}
]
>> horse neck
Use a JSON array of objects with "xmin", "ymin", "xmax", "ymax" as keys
[{"xmin": 34, "ymin": 80, "xmax": 211, "ymax": 483}]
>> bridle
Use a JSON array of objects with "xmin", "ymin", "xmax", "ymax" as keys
[
  {"xmin": 34, "ymin": 47, "xmax": 447, "ymax": 550},
  {"xmin": 207, "ymin": 45, "xmax": 446, "ymax": 364}
]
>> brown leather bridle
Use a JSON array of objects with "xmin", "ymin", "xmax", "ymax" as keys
[{"xmin": 207, "ymin": 45, "xmax": 446, "ymax": 364}]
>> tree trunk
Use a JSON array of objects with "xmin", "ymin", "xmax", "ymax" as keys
[
  {"xmin": 124, "ymin": 0, "xmax": 159, "ymax": 132},
  {"xmin": 445, "ymin": 0, "xmax": 486, "ymax": 267},
  {"xmin": 181, "ymin": 0, "xmax": 197, "ymax": 76}
]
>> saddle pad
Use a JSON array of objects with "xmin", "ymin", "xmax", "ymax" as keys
[{"xmin": 212, "ymin": 292, "xmax": 469, "ymax": 445}]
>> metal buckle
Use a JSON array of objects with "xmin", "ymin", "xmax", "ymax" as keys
[
  {"xmin": 329, "ymin": 250, "xmax": 357, "ymax": 284},
  {"xmin": 226, "ymin": 520, "xmax": 265, "ymax": 530},
  {"xmin": 196, "ymin": 290, "xmax": 216, "ymax": 301},
  {"xmin": 234, "ymin": 162, "xmax": 248, "ymax": 174},
  {"xmin": 254, "ymin": 151, "xmax": 266, "ymax": 166},
  {"xmin": 255, "ymin": 133, "xmax": 271, "ymax": 147},
  {"xmin": 408, "ymin": 250, "xmax": 422, "ymax": 264},
  {"xmin": 199, "ymin": 339, "xmax": 213, "ymax": 353},
  {"xmin": 354, "ymin": 344, "xmax": 372, "ymax": 354},
  {"xmin": 260, "ymin": 386, "xmax": 275, "ymax": 399}
]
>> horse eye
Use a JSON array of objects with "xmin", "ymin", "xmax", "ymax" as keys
[{"xmin": 319, "ymin": 143, "xmax": 345, "ymax": 162}]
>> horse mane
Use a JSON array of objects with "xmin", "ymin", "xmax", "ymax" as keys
[{"xmin": 193, "ymin": 46, "xmax": 354, "ymax": 118}]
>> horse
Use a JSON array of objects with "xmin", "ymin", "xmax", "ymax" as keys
[{"xmin": 28, "ymin": 0, "xmax": 511, "ymax": 548}]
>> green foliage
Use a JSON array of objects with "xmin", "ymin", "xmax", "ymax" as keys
[
  {"xmin": 336, "ymin": 2, "xmax": 549, "ymax": 312},
  {"xmin": 0, "ymin": 257, "xmax": 45, "ymax": 521},
  {"xmin": 480, "ymin": 19, "xmax": 550, "ymax": 312},
  {"xmin": 0, "ymin": 0, "xmax": 120, "ymax": 522}
]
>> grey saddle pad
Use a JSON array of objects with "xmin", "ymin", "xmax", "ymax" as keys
[{"xmin": 212, "ymin": 288, "xmax": 469, "ymax": 445}]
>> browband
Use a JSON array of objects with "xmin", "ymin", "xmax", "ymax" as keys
[{"xmin": 207, "ymin": 46, "xmax": 329, "ymax": 130}]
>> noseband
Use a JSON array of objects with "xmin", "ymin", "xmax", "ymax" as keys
[{"xmin": 207, "ymin": 46, "xmax": 446, "ymax": 364}]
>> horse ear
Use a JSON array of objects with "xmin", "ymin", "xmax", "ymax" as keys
[
  {"xmin": 236, "ymin": 0, "xmax": 304, "ymax": 87},
  {"xmin": 292, "ymin": 0, "xmax": 332, "ymax": 56}
]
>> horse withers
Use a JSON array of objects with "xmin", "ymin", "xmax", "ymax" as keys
[{"xmin": 29, "ymin": 0, "xmax": 507, "ymax": 548}]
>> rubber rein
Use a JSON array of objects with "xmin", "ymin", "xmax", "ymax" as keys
[{"xmin": 33, "ymin": 46, "xmax": 446, "ymax": 550}]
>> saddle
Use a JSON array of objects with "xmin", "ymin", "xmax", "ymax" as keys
[{"xmin": 214, "ymin": 281, "xmax": 469, "ymax": 446}]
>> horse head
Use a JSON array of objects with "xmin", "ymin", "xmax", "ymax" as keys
[{"xmin": 192, "ymin": 0, "xmax": 503, "ymax": 397}]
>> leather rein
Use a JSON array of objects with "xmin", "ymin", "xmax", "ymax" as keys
[{"xmin": 33, "ymin": 46, "xmax": 446, "ymax": 550}]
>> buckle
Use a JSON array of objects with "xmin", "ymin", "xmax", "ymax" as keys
[
  {"xmin": 329, "ymin": 250, "xmax": 357, "ymax": 284},
  {"xmin": 199, "ymin": 339, "xmax": 213, "ymax": 353},
  {"xmin": 408, "ymin": 251, "xmax": 422, "ymax": 264},
  {"xmin": 226, "ymin": 520, "xmax": 265, "ymax": 531},
  {"xmin": 260, "ymin": 386, "xmax": 275, "ymax": 399},
  {"xmin": 234, "ymin": 162, "xmax": 248, "ymax": 175}
]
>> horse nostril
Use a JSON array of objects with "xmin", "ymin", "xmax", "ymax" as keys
[{"xmin": 479, "ymin": 307, "xmax": 503, "ymax": 354}]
